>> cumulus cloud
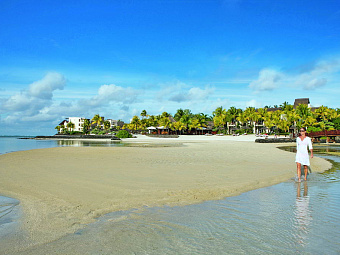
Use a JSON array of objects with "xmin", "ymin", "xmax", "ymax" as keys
[
  {"xmin": 78, "ymin": 84, "xmax": 139, "ymax": 110},
  {"xmin": 249, "ymin": 58, "xmax": 340, "ymax": 92},
  {"xmin": 28, "ymin": 72, "xmax": 66, "ymax": 99},
  {"xmin": 159, "ymin": 83, "xmax": 215, "ymax": 103},
  {"xmin": 95, "ymin": 84, "xmax": 138, "ymax": 104},
  {"xmin": 156, "ymin": 81, "xmax": 186, "ymax": 101},
  {"xmin": 249, "ymin": 69, "xmax": 283, "ymax": 92},
  {"xmin": 295, "ymin": 59, "xmax": 340, "ymax": 90},
  {"xmin": 0, "ymin": 72, "xmax": 65, "ymax": 122},
  {"xmin": 246, "ymin": 99, "xmax": 262, "ymax": 108},
  {"xmin": 304, "ymin": 78, "xmax": 327, "ymax": 90}
]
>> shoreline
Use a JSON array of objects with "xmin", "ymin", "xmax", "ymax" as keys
[{"xmin": 0, "ymin": 137, "xmax": 332, "ymax": 251}]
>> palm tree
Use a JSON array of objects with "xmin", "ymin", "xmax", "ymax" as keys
[
  {"xmin": 315, "ymin": 105, "xmax": 330, "ymax": 122},
  {"xmin": 83, "ymin": 119, "xmax": 90, "ymax": 134},
  {"xmin": 104, "ymin": 120, "xmax": 111, "ymax": 132},
  {"xmin": 180, "ymin": 115, "xmax": 191, "ymax": 133},
  {"xmin": 244, "ymin": 107, "xmax": 256, "ymax": 132},
  {"xmin": 304, "ymin": 116, "xmax": 317, "ymax": 128},
  {"xmin": 279, "ymin": 101, "xmax": 289, "ymax": 110},
  {"xmin": 263, "ymin": 112, "xmax": 276, "ymax": 133},
  {"xmin": 174, "ymin": 109, "xmax": 185, "ymax": 121},
  {"xmin": 158, "ymin": 117, "xmax": 171, "ymax": 134},
  {"xmin": 296, "ymin": 104, "xmax": 311, "ymax": 120},
  {"xmin": 329, "ymin": 108, "xmax": 339, "ymax": 121},
  {"xmin": 227, "ymin": 107, "xmax": 239, "ymax": 124},
  {"xmin": 172, "ymin": 121, "xmax": 186, "ymax": 135},
  {"xmin": 196, "ymin": 113, "xmax": 208, "ymax": 128},
  {"xmin": 236, "ymin": 112, "xmax": 247, "ymax": 128},
  {"xmin": 66, "ymin": 122, "xmax": 75, "ymax": 132},
  {"xmin": 140, "ymin": 110, "xmax": 147, "ymax": 119},
  {"xmin": 130, "ymin": 116, "xmax": 141, "ymax": 133},
  {"xmin": 277, "ymin": 120, "xmax": 290, "ymax": 134},
  {"xmin": 183, "ymin": 109, "xmax": 192, "ymax": 118},
  {"xmin": 161, "ymin": 112, "xmax": 171, "ymax": 118},
  {"xmin": 213, "ymin": 106, "xmax": 224, "ymax": 117},
  {"xmin": 189, "ymin": 118, "xmax": 203, "ymax": 134},
  {"xmin": 55, "ymin": 125, "xmax": 61, "ymax": 134},
  {"xmin": 91, "ymin": 114, "xmax": 103, "ymax": 129}
]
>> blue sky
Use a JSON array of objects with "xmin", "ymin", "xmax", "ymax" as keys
[{"xmin": 1, "ymin": 0, "xmax": 340, "ymax": 135}]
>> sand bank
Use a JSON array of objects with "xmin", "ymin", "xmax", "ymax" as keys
[{"xmin": 0, "ymin": 137, "xmax": 331, "ymax": 251}]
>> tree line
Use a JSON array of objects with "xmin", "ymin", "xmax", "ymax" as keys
[
  {"xmin": 55, "ymin": 102, "xmax": 340, "ymax": 135},
  {"xmin": 124, "ymin": 102, "xmax": 340, "ymax": 135}
]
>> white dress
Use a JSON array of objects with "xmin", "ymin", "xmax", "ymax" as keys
[{"xmin": 295, "ymin": 137, "xmax": 313, "ymax": 166}]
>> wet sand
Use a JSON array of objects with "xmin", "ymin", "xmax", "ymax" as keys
[{"xmin": 0, "ymin": 137, "xmax": 332, "ymax": 252}]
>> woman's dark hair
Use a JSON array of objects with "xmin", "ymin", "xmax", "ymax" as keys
[{"xmin": 298, "ymin": 127, "xmax": 307, "ymax": 137}]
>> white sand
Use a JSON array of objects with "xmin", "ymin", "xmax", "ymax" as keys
[{"xmin": 0, "ymin": 136, "xmax": 331, "ymax": 251}]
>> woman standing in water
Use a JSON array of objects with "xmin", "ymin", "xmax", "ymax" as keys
[{"xmin": 296, "ymin": 127, "xmax": 313, "ymax": 182}]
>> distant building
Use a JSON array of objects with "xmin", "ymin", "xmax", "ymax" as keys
[
  {"xmin": 58, "ymin": 116, "xmax": 124, "ymax": 133},
  {"xmin": 67, "ymin": 117, "xmax": 87, "ymax": 132},
  {"xmin": 106, "ymin": 119, "xmax": 124, "ymax": 129},
  {"xmin": 294, "ymin": 98, "xmax": 311, "ymax": 109}
]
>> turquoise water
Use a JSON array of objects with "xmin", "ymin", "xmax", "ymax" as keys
[
  {"xmin": 0, "ymin": 136, "xmax": 125, "ymax": 155},
  {"xmin": 0, "ymin": 137, "xmax": 339, "ymax": 254}
]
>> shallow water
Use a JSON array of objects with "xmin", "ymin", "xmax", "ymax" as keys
[
  {"xmin": 1, "ymin": 138, "xmax": 340, "ymax": 254},
  {"xmin": 0, "ymin": 136, "xmax": 182, "ymax": 155}
]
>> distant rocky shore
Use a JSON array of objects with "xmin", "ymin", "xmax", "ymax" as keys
[
  {"xmin": 20, "ymin": 135, "xmax": 121, "ymax": 140},
  {"xmin": 255, "ymin": 138, "xmax": 295, "ymax": 143}
]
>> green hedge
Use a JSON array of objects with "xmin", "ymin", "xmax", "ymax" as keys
[{"xmin": 116, "ymin": 130, "xmax": 133, "ymax": 138}]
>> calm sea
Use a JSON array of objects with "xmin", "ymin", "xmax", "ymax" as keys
[{"xmin": 0, "ymin": 137, "xmax": 339, "ymax": 254}]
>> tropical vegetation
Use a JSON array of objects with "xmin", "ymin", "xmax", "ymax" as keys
[
  {"xmin": 55, "ymin": 103, "xmax": 340, "ymax": 136},
  {"xmin": 122, "ymin": 103, "xmax": 340, "ymax": 135}
]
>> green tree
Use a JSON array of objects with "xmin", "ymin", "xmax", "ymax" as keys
[
  {"xmin": 331, "ymin": 117, "xmax": 340, "ymax": 130},
  {"xmin": 296, "ymin": 104, "xmax": 311, "ymax": 121},
  {"xmin": 189, "ymin": 118, "xmax": 203, "ymax": 134},
  {"xmin": 91, "ymin": 114, "xmax": 103, "ymax": 129},
  {"xmin": 140, "ymin": 110, "xmax": 147, "ymax": 119},
  {"xmin": 180, "ymin": 115, "xmax": 191, "ymax": 133},
  {"xmin": 158, "ymin": 117, "xmax": 171, "ymax": 133},
  {"xmin": 104, "ymin": 120, "xmax": 111, "ymax": 132},
  {"xmin": 174, "ymin": 109, "xmax": 185, "ymax": 121},
  {"xmin": 130, "ymin": 116, "xmax": 141, "ymax": 133},
  {"xmin": 66, "ymin": 122, "xmax": 75, "ymax": 132},
  {"xmin": 116, "ymin": 130, "xmax": 132, "ymax": 138},
  {"xmin": 172, "ymin": 121, "xmax": 186, "ymax": 135},
  {"xmin": 82, "ymin": 119, "xmax": 90, "ymax": 134},
  {"xmin": 55, "ymin": 125, "xmax": 61, "ymax": 134},
  {"xmin": 315, "ymin": 105, "xmax": 330, "ymax": 122}
]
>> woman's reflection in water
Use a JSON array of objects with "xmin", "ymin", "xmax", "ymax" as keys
[{"xmin": 293, "ymin": 181, "xmax": 311, "ymax": 247}]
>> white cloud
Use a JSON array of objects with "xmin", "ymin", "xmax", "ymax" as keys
[
  {"xmin": 0, "ymin": 72, "xmax": 65, "ymax": 121},
  {"xmin": 246, "ymin": 99, "xmax": 262, "ymax": 108},
  {"xmin": 156, "ymin": 81, "xmax": 186, "ymax": 101},
  {"xmin": 28, "ymin": 72, "xmax": 66, "ymax": 99},
  {"xmin": 163, "ymin": 84, "xmax": 215, "ymax": 103},
  {"xmin": 249, "ymin": 69, "xmax": 283, "ymax": 92},
  {"xmin": 303, "ymin": 78, "xmax": 327, "ymax": 90},
  {"xmin": 295, "ymin": 59, "xmax": 340, "ymax": 90},
  {"xmin": 78, "ymin": 84, "xmax": 140, "ymax": 111},
  {"xmin": 249, "ymin": 58, "xmax": 340, "ymax": 92}
]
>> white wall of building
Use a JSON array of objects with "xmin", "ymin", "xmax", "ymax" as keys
[{"xmin": 68, "ymin": 117, "xmax": 85, "ymax": 132}]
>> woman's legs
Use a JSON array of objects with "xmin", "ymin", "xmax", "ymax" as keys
[
  {"xmin": 303, "ymin": 165, "xmax": 308, "ymax": 180},
  {"xmin": 296, "ymin": 162, "xmax": 302, "ymax": 182}
]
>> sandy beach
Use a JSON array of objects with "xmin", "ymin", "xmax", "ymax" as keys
[{"xmin": 0, "ymin": 135, "xmax": 332, "ymax": 252}]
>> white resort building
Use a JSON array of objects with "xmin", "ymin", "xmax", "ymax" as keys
[{"xmin": 58, "ymin": 117, "xmax": 123, "ymax": 133}]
